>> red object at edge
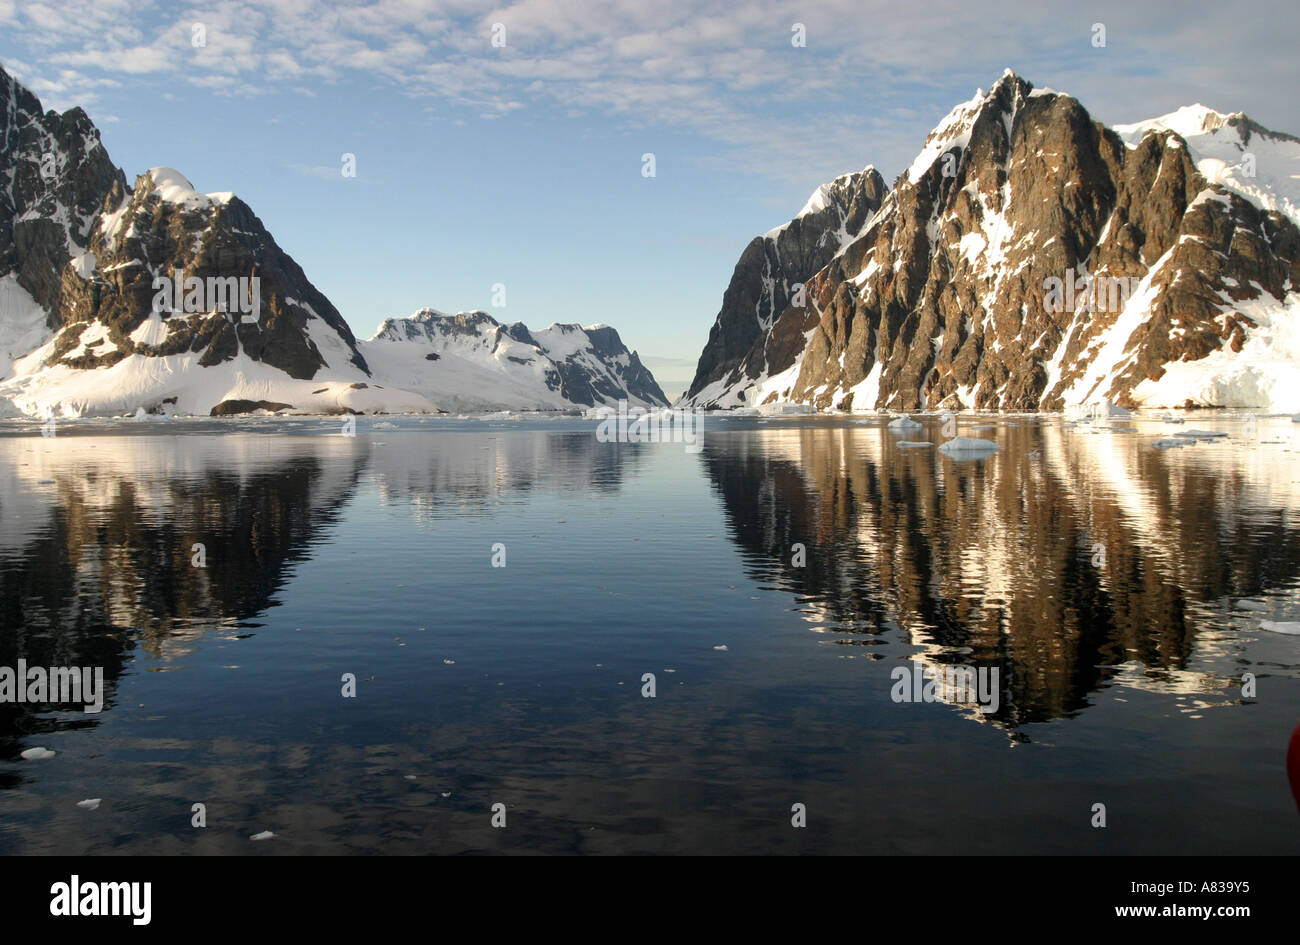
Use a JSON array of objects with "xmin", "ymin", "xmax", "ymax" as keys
[{"xmin": 1289, "ymin": 722, "xmax": 1300, "ymax": 814}]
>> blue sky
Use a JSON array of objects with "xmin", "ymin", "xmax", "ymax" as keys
[{"xmin": 3, "ymin": 0, "xmax": 1298, "ymax": 397}]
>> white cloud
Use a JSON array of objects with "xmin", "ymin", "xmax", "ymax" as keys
[{"xmin": 2, "ymin": 0, "xmax": 1298, "ymax": 188}]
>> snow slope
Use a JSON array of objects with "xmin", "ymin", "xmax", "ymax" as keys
[{"xmin": 362, "ymin": 309, "xmax": 666, "ymax": 412}]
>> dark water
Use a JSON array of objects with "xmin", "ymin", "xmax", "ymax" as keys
[{"xmin": 0, "ymin": 413, "xmax": 1297, "ymax": 854}]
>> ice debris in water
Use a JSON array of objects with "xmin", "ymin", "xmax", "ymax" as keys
[
  {"xmin": 1258, "ymin": 621, "xmax": 1300, "ymax": 635},
  {"xmin": 938, "ymin": 437, "xmax": 1001, "ymax": 456}
]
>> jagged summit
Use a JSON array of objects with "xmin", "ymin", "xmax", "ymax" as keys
[{"xmin": 682, "ymin": 71, "xmax": 1300, "ymax": 412}]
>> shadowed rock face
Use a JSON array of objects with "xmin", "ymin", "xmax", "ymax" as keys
[
  {"xmin": 57, "ymin": 169, "xmax": 371, "ymax": 379},
  {"xmin": 684, "ymin": 72, "xmax": 1300, "ymax": 411},
  {"xmin": 1, "ymin": 63, "xmax": 367, "ymax": 382},
  {"xmin": 0, "ymin": 66, "xmax": 127, "ymax": 321},
  {"xmin": 684, "ymin": 166, "xmax": 887, "ymax": 404}
]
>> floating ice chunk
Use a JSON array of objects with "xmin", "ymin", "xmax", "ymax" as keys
[
  {"xmin": 1175, "ymin": 430, "xmax": 1229, "ymax": 439},
  {"xmin": 897, "ymin": 440, "xmax": 933, "ymax": 448},
  {"xmin": 938, "ymin": 437, "xmax": 1001, "ymax": 456},
  {"xmin": 20, "ymin": 747, "xmax": 55, "ymax": 760},
  {"xmin": 1258, "ymin": 621, "xmax": 1300, "ymax": 635},
  {"xmin": 968, "ymin": 424, "xmax": 995, "ymax": 430},
  {"xmin": 1152, "ymin": 438, "xmax": 1186, "ymax": 449},
  {"xmin": 372, "ymin": 421, "xmax": 397, "ymax": 430},
  {"xmin": 887, "ymin": 416, "xmax": 922, "ymax": 431},
  {"xmin": 1235, "ymin": 600, "xmax": 1269, "ymax": 612},
  {"xmin": 250, "ymin": 831, "xmax": 276, "ymax": 840},
  {"xmin": 712, "ymin": 644, "xmax": 728, "ymax": 651},
  {"xmin": 76, "ymin": 798, "xmax": 102, "ymax": 810},
  {"xmin": 1293, "ymin": 414, "xmax": 1300, "ymax": 423}
]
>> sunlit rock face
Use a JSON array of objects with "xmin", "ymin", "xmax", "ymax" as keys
[{"xmin": 684, "ymin": 72, "xmax": 1300, "ymax": 413}]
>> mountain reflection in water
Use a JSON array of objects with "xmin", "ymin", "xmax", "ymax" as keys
[{"xmin": 0, "ymin": 414, "xmax": 1295, "ymax": 854}]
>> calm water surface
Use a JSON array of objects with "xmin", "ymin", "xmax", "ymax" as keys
[{"xmin": 0, "ymin": 413, "xmax": 1297, "ymax": 854}]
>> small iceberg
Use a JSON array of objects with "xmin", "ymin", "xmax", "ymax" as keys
[
  {"xmin": 76, "ymin": 798, "xmax": 102, "ymax": 810},
  {"xmin": 897, "ymin": 440, "xmax": 933, "ymax": 448},
  {"xmin": 1258, "ymin": 621, "xmax": 1300, "ymax": 636},
  {"xmin": 1175, "ymin": 429, "xmax": 1229, "ymax": 439},
  {"xmin": 1152, "ymin": 438, "xmax": 1185, "ymax": 449},
  {"xmin": 20, "ymin": 747, "xmax": 55, "ymax": 760},
  {"xmin": 250, "ymin": 830, "xmax": 276, "ymax": 841},
  {"xmin": 887, "ymin": 416, "xmax": 923, "ymax": 431},
  {"xmin": 938, "ymin": 437, "xmax": 1001, "ymax": 457}
]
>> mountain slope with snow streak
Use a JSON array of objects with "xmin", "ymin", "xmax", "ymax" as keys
[{"xmin": 682, "ymin": 71, "xmax": 1300, "ymax": 412}]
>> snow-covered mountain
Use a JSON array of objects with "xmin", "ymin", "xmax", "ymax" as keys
[
  {"xmin": 682, "ymin": 71, "xmax": 1300, "ymax": 412},
  {"xmin": 0, "ymin": 65, "xmax": 664, "ymax": 417},
  {"xmin": 363, "ymin": 309, "xmax": 667, "ymax": 412}
]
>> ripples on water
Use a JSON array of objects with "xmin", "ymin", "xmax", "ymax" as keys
[{"xmin": 0, "ymin": 412, "xmax": 1296, "ymax": 853}]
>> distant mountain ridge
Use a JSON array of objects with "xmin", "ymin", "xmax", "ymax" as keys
[
  {"xmin": 364, "ymin": 309, "xmax": 667, "ymax": 412},
  {"xmin": 0, "ymin": 64, "xmax": 665, "ymax": 416},
  {"xmin": 682, "ymin": 71, "xmax": 1300, "ymax": 412}
]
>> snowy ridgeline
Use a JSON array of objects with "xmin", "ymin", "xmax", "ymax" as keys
[{"xmin": 0, "ymin": 290, "xmax": 668, "ymax": 418}]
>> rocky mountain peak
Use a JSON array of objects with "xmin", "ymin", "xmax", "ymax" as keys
[
  {"xmin": 684, "ymin": 163, "xmax": 886, "ymax": 403},
  {"xmin": 0, "ymin": 63, "xmax": 127, "ymax": 319},
  {"xmin": 683, "ymin": 71, "xmax": 1300, "ymax": 413}
]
